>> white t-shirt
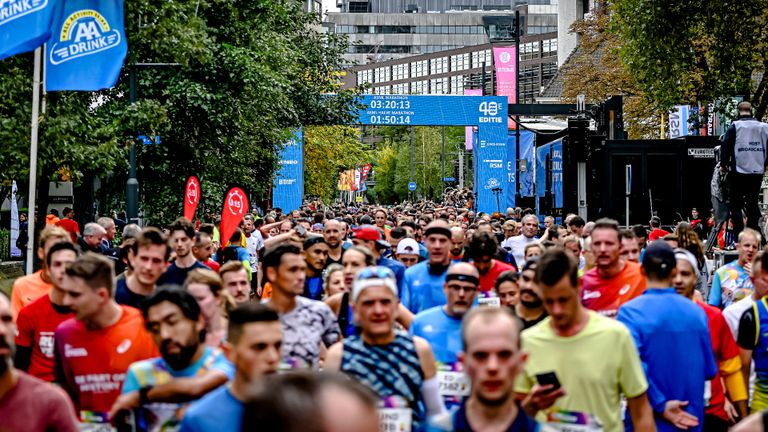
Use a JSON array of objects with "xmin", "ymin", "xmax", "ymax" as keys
[
  {"xmin": 246, "ymin": 231, "xmax": 264, "ymax": 270},
  {"xmin": 505, "ymin": 235, "xmax": 538, "ymax": 268}
]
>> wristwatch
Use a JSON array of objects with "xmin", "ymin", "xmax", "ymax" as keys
[{"xmin": 139, "ymin": 385, "xmax": 154, "ymax": 405}]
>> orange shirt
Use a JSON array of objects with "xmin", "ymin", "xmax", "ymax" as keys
[
  {"xmin": 581, "ymin": 260, "xmax": 646, "ymax": 318},
  {"xmin": 54, "ymin": 306, "xmax": 159, "ymax": 417},
  {"xmin": 261, "ymin": 282, "xmax": 273, "ymax": 300},
  {"xmin": 11, "ymin": 270, "xmax": 52, "ymax": 321}
]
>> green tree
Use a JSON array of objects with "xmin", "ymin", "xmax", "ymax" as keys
[
  {"xmin": 304, "ymin": 125, "xmax": 370, "ymax": 202},
  {"xmin": 611, "ymin": 0, "xmax": 767, "ymax": 118}
]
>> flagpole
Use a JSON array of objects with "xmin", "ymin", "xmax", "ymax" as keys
[{"xmin": 26, "ymin": 46, "xmax": 42, "ymax": 275}]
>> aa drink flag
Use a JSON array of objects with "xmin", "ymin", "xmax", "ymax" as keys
[
  {"xmin": 183, "ymin": 176, "xmax": 201, "ymax": 221},
  {"xmin": 0, "ymin": 0, "xmax": 58, "ymax": 60},
  {"xmin": 45, "ymin": 0, "xmax": 127, "ymax": 91}
]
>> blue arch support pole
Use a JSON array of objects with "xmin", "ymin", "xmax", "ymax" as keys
[{"xmin": 353, "ymin": 95, "xmax": 508, "ymax": 214}]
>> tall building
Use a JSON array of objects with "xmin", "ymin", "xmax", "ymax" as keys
[{"xmin": 325, "ymin": 0, "xmax": 557, "ymax": 64}]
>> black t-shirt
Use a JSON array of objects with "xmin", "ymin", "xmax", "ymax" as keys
[
  {"xmin": 737, "ymin": 306, "xmax": 759, "ymax": 349},
  {"xmin": 157, "ymin": 260, "xmax": 208, "ymax": 286},
  {"xmin": 519, "ymin": 311, "xmax": 548, "ymax": 330},
  {"xmin": 114, "ymin": 279, "xmax": 147, "ymax": 309}
]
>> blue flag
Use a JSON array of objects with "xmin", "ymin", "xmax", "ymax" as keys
[
  {"xmin": 272, "ymin": 130, "xmax": 304, "ymax": 213},
  {"xmin": 45, "ymin": 0, "xmax": 127, "ymax": 91},
  {"xmin": 0, "ymin": 0, "xmax": 59, "ymax": 60}
]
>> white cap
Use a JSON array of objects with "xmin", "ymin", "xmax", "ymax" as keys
[
  {"xmin": 351, "ymin": 266, "xmax": 398, "ymax": 302},
  {"xmin": 674, "ymin": 248, "xmax": 699, "ymax": 272},
  {"xmin": 396, "ymin": 238, "xmax": 420, "ymax": 256}
]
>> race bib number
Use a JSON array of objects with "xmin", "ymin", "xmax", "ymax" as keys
[
  {"xmin": 379, "ymin": 396, "xmax": 412, "ymax": 432},
  {"xmin": 545, "ymin": 409, "xmax": 603, "ymax": 432},
  {"xmin": 438, "ymin": 370, "xmax": 471, "ymax": 397},
  {"xmin": 477, "ymin": 291, "xmax": 501, "ymax": 308},
  {"xmin": 79, "ymin": 412, "xmax": 117, "ymax": 432}
]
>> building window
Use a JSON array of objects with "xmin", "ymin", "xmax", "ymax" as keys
[
  {"xmin": 542, "ymin": 38, "xmax": 557, "ymax": 58},
  {"xmin": 392, "ymin": 83, "xmax": 410, "ymax": 94},
  {"xmin": 412, "ymin": 80, "xmax": 428, "ymax": 94},
  {"xmin": 450, "ymin": 75, "xmax": 465, "ymax": 94},
  {"xmin": 374, "ymin": 67, "xmax": 391, "ymax": 83},
  {"xmin": 430, "ymin": 57, "xmax": 448, "ymax": 75},
  {"xmin": 472, "ymin": 49, "xmax": 491, "ymax": 68},
  {"xmin": 430, "ymin": 77, "xmax": 448, "ymax": 94},
  {"xmin": 357, "ymin": 69, "xmax": 373, "ymax": 85},
  {"xmin": 520, "ymin": 42, "xmax": 539, "ymax": 61},
  {"xmin": 392, "ymin": 63, "xmax": 409, "ymax": 80},
  {"xmin": 412, "ymin": 60, "xmax": 428, "ymax": 78},
  {"xmin": 451, "ymin": 53, "xmax": 470, "ymax": 72}
]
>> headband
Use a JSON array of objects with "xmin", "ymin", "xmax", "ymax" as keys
[
  {"xmin": 351, "ymin": 277, "xmax": 398, "ymax": 303},
  {"xmin": 445, "ymin": 273, "xmax": 480, "ymax": 286},
  {"xmin": 674, "ymin": 249, "xmax": 699, "ymax": 272}
]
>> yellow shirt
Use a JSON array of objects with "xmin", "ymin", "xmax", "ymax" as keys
[{"xmin": 515, "ymin": 312, "xmax": 648, "ymax": 432}]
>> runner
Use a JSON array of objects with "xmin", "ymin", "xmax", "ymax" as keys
[
  {"xmin": 620, "ymin": 229, "xmax": 641, "ymax": 263},
  {"xmin": 192, "ymin": 232, "xmax": 220, "ymax": 272},
  {"xmin": 303, "ymin": 237, "xmax": 330, "ymax": 300},
  {"xmin": 115, "ymin": 227, "xmax": 169, "ymax": 308},
  {"xmin": 673, "ymin": 248, "xmax": 748, "ymax": 430},
  {"xmin": 523, "ymin": 242, "xmax": 543, "ymax": 261},
  {"xmin": 15, "ymin": 242, "xmax": 78, "ymax": 382},
  {"xmin": 180, "ymin": 303, "xmax": 282, "ymax": 432},
  {"xmin": 504, "ymin": 215, "xmax": 538, "ymax": 269},
  {"xmin": 709, "ymin": 229, "xmax": 760, "ymax": 309},
  {"xmin": 158, "ymin": 217, "xmax": 209, "ymax": 286},
  {"xmin": 424, "ymin": 307, "xmax": 544, "ymax": 432},
  {"xmin": 515, "ymin": 259, "xmax": 548, "ymax": 329},
  {"xmin": 395, "ymin": 238, "xmax": 421, "ymax": 269},
  {"xmin": 648, "ymin": 216, "xmax": 670, "ymax": 242},
  {"xmin": 0, "ymin": 291, "xmax": 79, "ymax": 432},
  {"xmin": 55, "ymin": 207, "xmax": 80, "ymax": 243},
  {"xmin": 516, "ymin": 249, "xmax": 654, "ymax": 432},
  {"xmin": 495, "ymin": 270, "xmax": 520, "ymax": 309},
  {"xmin": 184, "ymin": 269, "xmax": 232, "ymax": 348},
  {"xmin": 723, "ymin": 251, "xmax": 768, "ymax": 336},
  {"xmin": 353, "ymin": 225, "xmax": 406, "ymax": 292},
  {"xmin": 10, "ymin": 225, "xmax": 70, "ymax": 320},
  {"xmin": 402, "ymin": 220, "xmax": 454, "ymax": 314},
  {"xmin": 264, "ymin": 244, "xmax": 340, "ymax": 369},
  {"xmin": 325, "ymin": 266, "xmax": 445, "ymax": 430},
  {"xmin": 220, "ymin": 261, "xmax": 251, "ymax": 304},
  {"xmin": 469, "ymin": 231, "xmax": 516, "ymax": 292},
  {"xmin": 322, "ymin": 263, "xmax": 346, "ymax": 298},
  {"xmin": 55, "ymin": 253, "xmax": 158, "ymax": 426},
  {"xmin": 110, "ymin": 288, "xmax": 233, "ymax": 429},
  {"xmin": 323, "ymin": 219, "xmax": 346, "ymax": 266},
  {"xmin": 581, "ymin": 218, "xmax": 646, "ymax": 318},
  {"xmin": 450, "ymin": 226, "xmax": 466, "ymax": 264},
  {"xmin": 617, "ymin": 242, "xmax": 718, "ymax": 431}
]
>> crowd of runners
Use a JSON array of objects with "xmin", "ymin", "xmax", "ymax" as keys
[{"xmin": 2, "ymin": 198, "xmax": 768, "ymax": 432}]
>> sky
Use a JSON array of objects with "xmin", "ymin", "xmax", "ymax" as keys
[{"xmin": 322, "ymin": 0, "xmax": 340, "ymax": 12}]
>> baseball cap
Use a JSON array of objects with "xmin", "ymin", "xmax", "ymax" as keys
[
  {"xmin": 396, "ymin": 238, "xmax": 420, "ymax": 256},
  {"xmin": 354, "ymin": 225, "xmax": 390, "ymax": 248},
  {"xmin": 642, "ymin": 241, "xmax": 676, "ymax": 275}
]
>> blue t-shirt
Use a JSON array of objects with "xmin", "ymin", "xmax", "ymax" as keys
[
  {"xmin": 303, "ymin": 276, "xmax": 324, "ymax": 300},
  {"xmin": 122, "ymin": 347, "xmax": 234, "ymax": 431},
  {"xmin": 423, "ymin": 400, "xmax": 541, "ymax": 431},
  {"xmin": 377, "ymin": 256, "xmax": 406, "ymax": 294},
  {"xmin": 401, "ymin": 261, "xmax": 450, "ymax": 314},
  {"xmin": 617, "ymin": 288, "xmax": 717, "ymax": 432},
  {"xmin": 410, "ymin": 306, "xmax": 463, "ymax": 365},
  {"xmin": 157, "ymin": 260, "xmax": 209, "ymax": 286},
  {"xmin": 179, "ymin": 385, "xmax": 243, "ymax": 432}
]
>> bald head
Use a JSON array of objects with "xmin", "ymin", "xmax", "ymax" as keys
[{"xmin": 448, "ymin": 262, "xmax": 479, "ymax": 279}]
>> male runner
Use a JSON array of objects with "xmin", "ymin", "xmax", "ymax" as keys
[
  {"xmin": 159, "ymin": 217, "xmax": 208, "ymax": 286},
  {"xmin": 394, "ymin": 238, "xmax": 421, "ymax": 269},
  {"xmin": 192, "ymin": 231, "xmax": 219, "ymax": 272},
  {"xmin": 516, "ymin": 249, "xmax": 654, "ymax": 432},
  {"xmin": 620, "ymin": 229, "xmax": 641, "ymax": 263},
  {"xmin": 673, "ymin": 248, "xmax": 748, "ymax": 430},
  {"xmin": 55, "ymin": 253, "xmax": 158, "ymax": 426},
  {"xmin": 115, "ymin": 227, "xmax": 169, "ymax": 308},
  {"xmin": 264, "ymin": 244, "xmax": 339, "ymax": 369},
  {"xmin": 449, "ymin": 226, "xmax": 466, "ymax": 263},
  {"xmin": 10, "ymin": 225, "xmax": 70, "ymax": 320},
  {"xmin": 353, "ymin": 225, "xmax": 406, "ymax": 292},
  {"xmin": 0, "ymin": 291, "xmax": 79, "ymax": 431},
  {"xmin": 402, "ymin": 220, "xmax": 454, "ymax": 314},
  {"xmin": 325, "ymin": 266, "xmax": 444, "ymax": 429},
  {"xmin": 180, "ymin": 303, "xmax": 282, "ymax": 432},
  {"xmin": 220, "ymin": 261, "xmax": 251, "ymax": 304},
  {"xmin": 506, "ymin": 215, "xmax": 540, "ymax": 269},
  {"xmin": 618, "ymin": 241, "xmax": 718, "ymax": 431},
  {"xmin": 516, "ymin": 259, "xmax": 548, "ymax": 329},
  {"xmin": 15, "ymin": 242, "xmax": 78, "ymax": 382},
  {"xmin": 709, "ymin": 229, "xmax": 759, "ymax": 309},
  {"xmin": 468, "ymin": 231, "xmax": 515, "ymax": 292},
  {"xmin": 581, "ymin": 218, "xmax": 646, "ymax": 318},
  {"xmin": 495, "ymin": 270, "xmax": 520, "ymax": 308},
  {"xmin": 424, "ymin": 307, "xmax": 543, "ymax": 431},
  {"xmin": 324, "ymin": 219, "xmax": 346, "ymax": 266},
  {"xmin": 303, "ymin": 236, "xmax": 330, "ymax": 300},
  {"xmin": 111, "ymin": 288, "xmax": 233, "ymax": 430}
]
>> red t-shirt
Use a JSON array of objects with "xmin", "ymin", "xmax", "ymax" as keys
[
  {"xmin": 16, "ymin": 294, "xmax": 74, "ymax": 382},
  {"xmin": 54, "ymin": 305, "xmax": 159, "ymax": 418},
  {"xmin": 581, "ymin": 260, "xmax": 646, "ymax": 318},
  {"xmin": 696, "ymin": 300, "xmax": 741, "ymax": 421},
  {"xmin": 648, "ymin": 228, "xmax": 671, "ymax": 242},
  {"xmin": 204, "ymin": 258, "xmax": 220, "ymax": 272},
  {"xmin": 478, "ymin": 260, "xmax": 516, "ymax": 292},
  {"xmin": 0, "ymin": 372, "xmax": 79, "ymax": 432},
  {"xmin": 55, "ymin": 218, "xmax": 80, "ymax": 242}
]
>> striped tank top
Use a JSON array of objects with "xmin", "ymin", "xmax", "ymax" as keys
[{"xmin": 340, "ymin": 331, "xmax": 426, "ymax": 423}]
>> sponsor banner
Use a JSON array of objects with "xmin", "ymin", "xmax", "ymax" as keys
[
  {"xmin": 505, "ymin": 131, "xmax": 534, "ymax": 207},
  {"xmin": 183, "ymin": 176, "xmax": 201, "ymax": 221},
  {"xmin": 552, "ymin": 140, "xmax": 563, "ymax": 208},
  {"xmin": 492, "ymin": 46, "xmax": 517, "ymax": 104},
  {"xmin": 220, "ymin": 187, "xmax": 248, "ymax": 248},
  {"xmin": 668, "ymin": 105, "xmax": 690, "ymax": 138},
  {"xmin": 0, "ymin": 0, "xmax": 58, "ymax": 59},
  {"xmin": 45, "ymin": 0, "xmax": 127, "ymax": 91},
  {"xmin": 464, "ymin": 89, "xmax": 483, "ymax": 150},
  {"xmin": 272, "ymin": 130, "xmax": 303, "ymax": 212}
]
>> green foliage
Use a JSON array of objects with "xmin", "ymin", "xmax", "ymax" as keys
[
  {"xmin": 304, "ymin": 125, "xmax": 370, "ymax": 202},
  {"xmin": 611, "ymin": 0, "xmax": 765, "ymax": 114},
  {"xmin": 371, "ymin": 126, "xmax": 466, "ymax": 202},
  {"xmin": 0, "ymin": 0, "xmax": 358, "ymax": 225}
]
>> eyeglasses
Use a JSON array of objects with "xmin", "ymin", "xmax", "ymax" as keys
[
  {"xmin": 356, "ymin": 266, "xmax": 396, "ymax": 281},
  {"xmin": 446, "ymin": 283, "xmax": 477, "ymax": 293}
]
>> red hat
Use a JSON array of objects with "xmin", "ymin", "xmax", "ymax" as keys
[{"xmin": 354, "ymin": 225, "xmax": 390, "ymax": 248}]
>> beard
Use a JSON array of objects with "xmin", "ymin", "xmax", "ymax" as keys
[
  {"xmin": 519, "ymin": 293, "xmax": 543, "ymax": 309},
  {"xmin": 161, "ymin": 341, "xmax": 199, "ymax": 370}
]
